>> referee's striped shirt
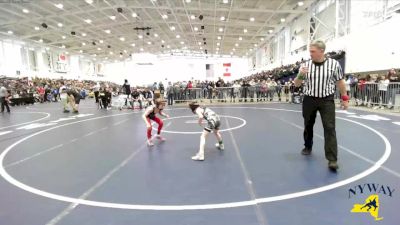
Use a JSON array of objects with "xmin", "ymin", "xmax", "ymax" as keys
[{"xmin": 303, "ymin": 58, "xmax": 344, "ymax": 98}]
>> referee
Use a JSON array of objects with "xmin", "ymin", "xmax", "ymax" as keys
[{"xmin": 294, "ymin": 40, "xmax": 349, "ymax": 171}]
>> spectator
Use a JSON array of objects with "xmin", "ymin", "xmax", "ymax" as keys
[
  {"xmin": 0, "ymin": 83, "xmax": 11, "ymax": 113},
  {"xmin": 122, "ymin": 79, "xmax": 131, "ymax": 106},
  {"xmin": 378, "ymin": 75, "xmax": 390, "ymax": 109},
  {"xmin": 167, "ymin": 82, "xmax": 174, "ymax": 105},
  {"xmin": 93, "ymin": 82, "xmax": 100, "ymax": 103},
  {"xmin": 388, "ymin": 68, "xmax": 399, "ymax": 109}
]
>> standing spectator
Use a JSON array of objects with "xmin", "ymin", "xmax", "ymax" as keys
[
  {"xmin": 187, "ymin": 81, "xmax": 193, "ymax": 100},
  {"xmin": 255, "ymin": 80, "xmax": 262, "ymax": 102},
  {"xmin": 232, "ymin": 81, "xmax": 241, "ymax": 102},
  {"xmin": 356, "ymin": 78, "xmax": 366, "ymax": 106},
  {"xmin": 159, "ymin": 81, "xmax": 165, "ymax": 97},
  {"xmin": 345, "ymin": 76, "xmax": 351, "ymax": 96},
  {"xmin": 201, "ymin": 81, "xmax": 208, "ymax": 99},
  {"xmin": 93, "ymin": 82, "xmax": 100, "ymax": 103},
  {"xmin": 52, "ymin": 87, "xmax": 59, "ymax": 102},
  {"xmin": 266, "ymin": 78, "xmax": 276, "ymax": 101},
  {"xmin": 207, "ymin": 81, "xmax": 215, "ymax": 102},
  {"xmin": 122, "ymin": 79, "xmax": 131, "ymax": 106},
  {"xmin": 173, "ymin": 83, "xmax": 180, "ymax": 101},
  {"xmin": 276, "ymin": 80, "xmax": 283, "ymax": 101},
  {"xmin": 260, "ymin": 80, "xmax": 268, "ymax": 102},
  {"xmin": 289, "ymin": 78, "xmax": 295, "ymax": 99},
  {"xmin": 365, "ymin": 75, "xmax": 376, "ymax": 107},
  {"xmin": 378, "ymin": 75, "xmax": 390, "ymax": 109},
  {"xmin": 166, "ymin": 82, "xmax": 174, "ymax": 105},
  {"xmin": 388, "ymin": 68, "xmax": 399, "ymax": 109},
  {"xmin": 284, "ymin": 81, "xmax": 290, "ymax": 102},
  {"xmin": 241, "ymin": 80, "xmax": 250, "ymax": 102},
  {"xmin": 369, "ymin": 76, "xmax": 380, "ymax": 109},
  {"xmin": 152, "ymin": 82, "xmax": 158, "ymax": 91},
  {"xmin": 248, "ymin": 79, "xmax": 256, "ymax": 102},
  {"xmin": 0, "ymin": 83, "xmax": 11, "ymax": 113}
]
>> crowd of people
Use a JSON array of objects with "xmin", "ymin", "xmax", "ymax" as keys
[
  {"xmin": 0, "ymin": 61, "xmax": 399, "ymax": 114},
  {"xmin": 345, "ymin": 68, "xmax": 399, "ymax": 109}
]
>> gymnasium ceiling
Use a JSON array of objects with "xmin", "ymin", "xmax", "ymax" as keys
[{"xmin": 0, "ymin": 0, "xmax": 315, "ymax": 62}]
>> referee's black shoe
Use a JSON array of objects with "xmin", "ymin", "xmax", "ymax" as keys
[{"xmin": 301, "ymin": 147, "xmax": 312, "ymax": 155}]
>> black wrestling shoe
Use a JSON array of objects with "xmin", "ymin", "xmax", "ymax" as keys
[
  {"xmin": 301, "ymin": 147, "xmax": 312, "ymax": 155},
  {"xmin": 328, "ymin": 161, "xmax": 339, "ymax": 171}
]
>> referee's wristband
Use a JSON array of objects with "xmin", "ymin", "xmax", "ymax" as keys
[
  {"xmin": 341, "ymin": 95, "xmax": 350, "ymax": 101},
  {"xmin": 296, "ymin": 73, "xmax": 306, "ymax": 80}
]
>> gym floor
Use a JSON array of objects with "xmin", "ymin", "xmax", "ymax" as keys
[{"xmin": 0, "ymin": 99, "xmax": 399, "ymax": 225}]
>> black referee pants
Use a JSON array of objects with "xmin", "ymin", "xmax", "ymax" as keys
[{"xmin": 302, "ymin": 95, "xmax": 338, "ymax": 162}]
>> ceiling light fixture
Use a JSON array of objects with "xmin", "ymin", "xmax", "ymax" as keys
[{"xmin": 55, "ymin": 3, "xmax": 63, "ymax": 9}]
